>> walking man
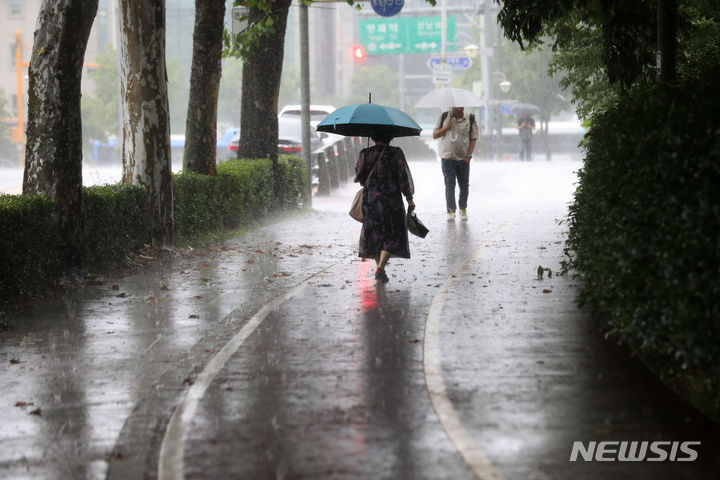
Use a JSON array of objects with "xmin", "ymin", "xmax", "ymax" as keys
[
  {"xmin": 517, "ymin": 113, "xmax": 536, "ymax": 161},
  {"xmin": 433, "ymin": 107, "xmax": 479, "ymax": 221}
]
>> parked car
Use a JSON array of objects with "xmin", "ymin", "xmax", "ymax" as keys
[
  {"xmin": 227, "ymin": 131, "xmax": 239, "ymax": 157},
  {"xmin": 278, "ymin": 104, "xmax": 336, "ymax": 128},
  {"xmin": 278, "ymin": 116, "xmax": 324, "ymax": 155},
  {"xmin": 226, "ymin": 117, "xmax": 324, "ymax": 157}
]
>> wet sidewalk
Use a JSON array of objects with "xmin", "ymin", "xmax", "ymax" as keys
[{"xmin": 1, "ymin": 160, "xmax": 719, "ymax": 479}]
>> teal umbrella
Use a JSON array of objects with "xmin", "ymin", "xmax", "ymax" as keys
[{"xmin": 316, "ymin": 103, "xmax": 422, "ymax": 138}]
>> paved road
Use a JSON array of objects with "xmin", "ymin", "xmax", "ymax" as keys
[{"xmin": 2, "ymin": 160, "xmax": 719, "ymax": 479}]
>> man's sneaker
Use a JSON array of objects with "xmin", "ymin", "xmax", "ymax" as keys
[
  {"xmin": 447, "ymin": 211, "xmax": 455, "ymax": 222},
  {"xmin": 460, "ymin": 209, "xmax": 468, "ymax": 221}
]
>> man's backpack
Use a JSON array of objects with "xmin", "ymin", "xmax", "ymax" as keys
[{"xmin": 441, "ymin": 111, "xmax": 476, "ymax": 136}]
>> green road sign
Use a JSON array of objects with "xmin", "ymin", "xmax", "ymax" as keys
[{"xmin": 358, "ymin": 16, "xmax": 458, "ymax": 55}]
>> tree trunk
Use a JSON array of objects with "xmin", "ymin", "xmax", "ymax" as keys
[
  {"xmin": 657, "ymin": 0, "xmax": 677, "ymax": 84},
  {"xmin": 119, "ymin": 0, "xmax": 173, "ymax": 247},
  {"xmin": 238, "ymin": 0, "xmax": 292, "ymax": 202},
  {"xmin": 23, "ymin": 0, "xmax": 98, "ymax": 275},
  {"xmin": 183, "ymin": 0, "xmax": 225, "ymax": 175}
]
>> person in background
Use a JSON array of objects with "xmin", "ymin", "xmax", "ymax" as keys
[
  {"xmin": 353, "ymin": 128, "xmax": 415, "ymax": 283},
  {"xmin": 517, "ymin": 113, "xmax": 536, "ymax": 161},
  {"xmin": 433, "ymin": 107, "xmax": 478, "ymax": 222}
]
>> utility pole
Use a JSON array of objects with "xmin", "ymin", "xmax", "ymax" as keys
[
  {"xmin": 495, "ymin": 16, "xmax": 503, "ymax": 161},
  {"xmin": 441, "ymin": 0, "xmax": 447, "ymax": 62},
  {"xmin": 483, "ymin": 0, "xmax": 496, "ymax": 158},
  {"xmin": 299, "ymin": 3, "xmax": 312, "ymax": 205}
]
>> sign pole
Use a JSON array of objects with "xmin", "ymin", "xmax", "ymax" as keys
[{"xmin": 441, "ymin": 0, "xmax": 447, "ymax": 62}]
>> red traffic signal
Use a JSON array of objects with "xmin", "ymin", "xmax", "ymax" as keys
[{"xmin": 352, "ymin": 45, "xmax": 367, "ymax": 61}]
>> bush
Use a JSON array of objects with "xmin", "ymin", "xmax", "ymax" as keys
[
  {"xmin": 565, "ymin": 66, "xmax": 720, "ymax": 414},
  {"xmin": 175, "ymin": 156, "xmax": 308, "ymax": 237},
  {"xmin": 1, "ymin": 157, "xmax": 307, "ymax": 299},
  {"xmin": 215, "ymin": 157, "xmax": 275, "ymax": 227},
  {"xmin": 0, "ymin": 194, "xmax": 62, "ymax": 298},
  {"xmin": 173, "ymin": 172, "xmax": 224, "ymax": 238},
  {"xmin": 276, "ymin": 155, "xmax": 309, "ymax": 209},
  {"xmin": 84, "ymin": 184, "xmax": 149, "ymax": 266}
]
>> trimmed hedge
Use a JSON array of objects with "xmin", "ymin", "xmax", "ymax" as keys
[
  {"xmin": 0, "ymin": 156, "xmax": 307, "ymax": 300},
  {"xmin": 84, "ymin": 184, "xmax": 149, "ymax": 265},
  {"xmin": 0, "ymin": 194, "xmax": 63, "ymax": 298},
  {"xmin": 565, "ymin": 67, "xmax": 720, "ymax": 415},
  {"xmin": 174, "ymin": 156, "xmax": 307, "ymax": 238}
]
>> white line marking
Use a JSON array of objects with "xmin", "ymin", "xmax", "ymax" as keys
[
  {"xmin": 423, "ymin": 216, "xmax": 517, "ymax": 480},
  {"xmin": 158, "ymin": 268, "xmax": 332, "ymax": 480}
]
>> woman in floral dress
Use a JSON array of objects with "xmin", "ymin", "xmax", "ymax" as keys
[{"xmin": 353, "ymin": 129, "xmax": 415, "ymax": 283}]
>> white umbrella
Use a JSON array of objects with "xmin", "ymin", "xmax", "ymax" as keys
[{"xmin": 414, "ymin": 87, "xmax": 484, "ymax": 109}]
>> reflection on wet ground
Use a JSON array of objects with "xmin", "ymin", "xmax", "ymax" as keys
[{"xmin": 2, "ymin": 161, "xmax": 719, "ymax": 479}]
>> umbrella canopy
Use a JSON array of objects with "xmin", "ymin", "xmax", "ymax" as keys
[
  {"xmin": 316, "ymin": 103, "xmax": 422, "ymax": 138},
  {"xmin": 510, "ymin": 103, "xmax": 541, "ymax": 116},
  {"xmin": 415, "ymin": 87, "xmax": 483, "ymax": 109}
]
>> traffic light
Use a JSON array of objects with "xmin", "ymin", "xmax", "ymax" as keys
[{"xmin": 352, "ymin": 45, "xmax": 367, "ymax": 61}]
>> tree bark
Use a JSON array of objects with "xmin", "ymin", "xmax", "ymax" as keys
[
  {"xmin": 183, "ymin": 0, "xmax": 225, "ymax": 175},
  {"xmin": 657, "ymin": 0, "xmax": 677, "ymax": 84},
  {"xmin": 238, "ymin": 0, "xmax": 292, "ymax": 203},
  {"xmin": 119, "ymin": 0, "xmax": 173, "ymax": 247},
  {"xmin": 23, "ymin": 0, "xmax": 98, "ymax": 274}
]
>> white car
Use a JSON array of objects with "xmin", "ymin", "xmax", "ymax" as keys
[{"xmin": 278, "ymin": 104, "xmax": 336, "ymax": 128}]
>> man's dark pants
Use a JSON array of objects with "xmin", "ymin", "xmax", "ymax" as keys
[
  {"xmin": 519, "ymin": 139, "xmax": 532, "ymax": 160},
  {"xmin": 441, "ymin": 158, "xmax": 469, "ymax": 213}
]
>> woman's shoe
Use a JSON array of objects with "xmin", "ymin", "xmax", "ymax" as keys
[{"xmin": 374, "ymin": 270, "xmax": 389, "ymax": 283}]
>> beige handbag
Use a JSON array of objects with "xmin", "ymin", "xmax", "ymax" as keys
[
  {"xmin": 349, "ymin": 189, "xmax": 365, "ymax": 222},
  {"xmin": 349, "ymin": 147, "xmax": 386, "ymax": 222}
]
